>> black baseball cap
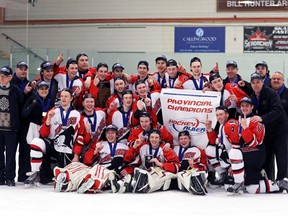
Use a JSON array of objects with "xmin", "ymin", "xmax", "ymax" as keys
[
  {"xmin": 17, "ymin": 61, "xmax": 28, "ymax": 69},
  {"xmin": 216, "ymin": 105, "xmax": 228, "ymax": 113},
  {"xmin": 40, "ymin": 61, "xmax": 53, "ymax": 70},
  {"xmin": 255, "ymin": 60, "xmax": 268, "ymax": 68},
  {"xmin": 82, "ymin": 93, "xmax": 94, "ymax": 101},
  {"xmin": 240, "ymin": 97, "xmax": 253, "ymax": 105},
  {"xmin": 112, "ymin": 63, "xmax": 124, "ymax": 71},
  {"xmin": 250, "ymin": 73, "xmax": 263, "ymax": 81},
  {"xmin": 178, "ymin": 130, "xmax": 190, "ymax": 138},
  {"xmin": 226, "ymin": 60, "xmax": 238, "ymax": 68},
  {"xmin": 105, "ymin": 124, "xmax": 118, "ymax": 132},
  {"xmin": 37, "ymin": 81, "xmax": 49, "ymax": 89},
  {"xmin": 155, "ymin": 55, "xmax": 167, "ymax": 63},
  {"xmin": 166, "ymin": 59, "xmax": 178, "ymax": 67},
  {"xmin": 0, "ymin": 66, "xmax": 13, "ymax": 76},
  {"xmin": 209, "ymin": 72, "xmax": 222, "ymax": 83},
  {"xmin": 139, "ymin": 111, "xmax": 151, "ymax": 118}
]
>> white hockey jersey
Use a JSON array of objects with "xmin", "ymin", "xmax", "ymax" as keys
[{"xmin": 40, "ymin": 107, "xmax": 82, "ymax": 154}]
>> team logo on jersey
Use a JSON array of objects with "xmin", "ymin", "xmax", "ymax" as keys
[{"xmin": 169, "ymin": 118, "xmax": 206, "ymax": 135}]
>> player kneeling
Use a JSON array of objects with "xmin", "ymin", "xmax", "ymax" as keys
[
  {"xmin": 174, "ymin": 130, "xmax": 208, "ymax": 195},
  {"xmin": 117, "ymin": 129, "xmax": 180, "ymax": 193}
]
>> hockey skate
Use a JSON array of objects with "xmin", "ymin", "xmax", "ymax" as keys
[
  {"xmin": 54, "ymin": 171, "xmax": 70, "ymax": 192},
  {"xmin": 24, "ymin": 171, "xmax": 40, "ymax": 188},
  {"xmin": 119, "ymin": 174, "xmax": 132, "ymax": 193},
  {"xmin": 226, "ymin": 182, "xmax": 245, "ymax": 195},
  {"xmin": 108, "ymin": 172, "xmax": 120, "ymax": 193},
  {"xmin": 77, "ymin": 176, "xmax": 95, "ymax": 194},
  {"xmin": 277, "ymin": 179, "xmax": 288, "ymax": 193}
]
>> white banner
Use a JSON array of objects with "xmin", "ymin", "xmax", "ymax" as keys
[{"xmin": 160, "ymin": 89, "xmax": 221, "ymax": 149}]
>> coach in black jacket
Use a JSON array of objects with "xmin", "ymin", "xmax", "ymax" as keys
[
  {"xmin": 271, "ymin": 72, "xmax": 288, "ymax": 117},
  {"xmin": 250, "ymin": 73, "xmax": 288, "ymax": 181}
]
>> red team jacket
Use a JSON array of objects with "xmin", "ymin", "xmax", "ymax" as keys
[{"xmin": 127, "ymin": 124, "xmax": 174, "ymax": 147}]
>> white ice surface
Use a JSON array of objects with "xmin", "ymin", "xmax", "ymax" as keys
[{"xmin": 1, "ymin": 184, "xmax": 288, "ymax": 216}]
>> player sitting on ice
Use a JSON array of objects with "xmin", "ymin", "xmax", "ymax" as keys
[
  {"xmin": 117, "ymin": 129, "xmax": 180, "ymax": 193},
  {"xmin": 76, "ymin": 124, "xmax": 129, "ymax": 193},
  {"xmin": 173, "ymin": 130, "xmax": 208, "ymax": 195}
]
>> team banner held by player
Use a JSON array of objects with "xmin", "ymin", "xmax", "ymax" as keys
[{"xmin": 160, "ymin": 89, "xmax": 221, "ymax": 150}]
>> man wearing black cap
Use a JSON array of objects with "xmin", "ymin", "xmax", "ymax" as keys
[
  {"xmin": 255, "ymin": 60, "xmax": 271, "ymax": 86},
  {"xmin": 152, "ymin": 55, "xmax": 167, "ymax": 88},
  {"xmin": 12, "ymin": 61, "xmax": 34, "ymax": 100},
  {"xmin": 106, "ymin": 63, "xmax": 131, "ymax": 94},
  {"xmin": 250, "ymin": 72, "xmax": 288, "ymax": 182},
  {"xmin": 37, "ymin": 60, "xmax": 58, "ymax": 106},
  {"xmin": 12, "ymin": 61, "xmax": 35, "ymax": 183},
  {"xmin": 129, "ymin": 60, "xmax": 161, "ymax": 93},
  {"xmin": 111, "ymin": 63, "xmax": 125, "ymax": 78},
  {"xmin": 223, "ymin": 60, "xmax": 250, "ymax": 103},
  {"xmin": 0, "ymin": 66, "xmax": 24, "ymax": 186}
]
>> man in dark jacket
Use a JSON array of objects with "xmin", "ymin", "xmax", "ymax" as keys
[
  {"xmin": 250, "ymin": 72, "xmax": 288, "ymax": 182},
  {"xmin": 11, "ymin": 61, "xmax": 35, "ymax": 182},
  {"xmin": 271, "ymin": 71, "xmax": 288, "ymax": 116},
  {"xmin": 0, "ymin": 66, "xmax": 24, "ymax": 186}
]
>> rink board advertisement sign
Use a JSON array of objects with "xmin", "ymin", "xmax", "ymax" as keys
[
  {"xmin": 174, "ymin": 27, "xmax": 225, "ymax": 53},
  {"xmin": 160, "ymin": 89, "xmax": 221, "ymax": 150},
  {"xmin": 244, "ymin": 26, "xmax": 288, "ymax": 53}
]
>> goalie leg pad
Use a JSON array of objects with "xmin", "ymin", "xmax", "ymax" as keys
[
  {"xmin": 190, "ymin": 175, "xmax": 208, "ymax": 196},
  {"xmin": 54, "ymin": 162, "xmax": 90, "ymax": 192},
  {"xmin": 133, "ymin": 168, "xmax": 149, "ymax": 193},
  {"xmin": 77, "ymin": 164, "xmax": 110, "ymax": 193}
]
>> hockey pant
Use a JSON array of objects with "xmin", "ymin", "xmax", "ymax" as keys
[
  {"xmin": 205, "ymin": 144, "xmax": 231, "ymax": 176},
  {"xmin": 77, "ymin": 164, "xmax": 114, "ymax": 193},
  {"xmin": 29, "ymin": 138, "xmax": 73, "ymax": 172},
  {"xmin": 53, "ymin": 162, "xmax": 90, "ymax": 192},
  {"xmin": 133, "ymin": 167, "xmax": 176, "ymax": 193},
  {"xmin": 241, "ymin": 145, "xmax": 280, "ymax": 194}
]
